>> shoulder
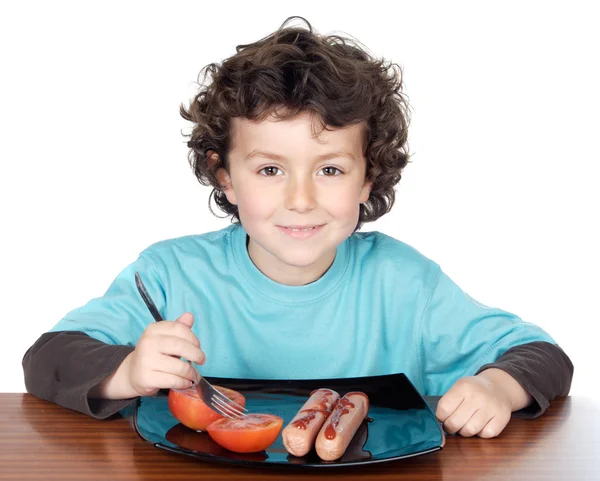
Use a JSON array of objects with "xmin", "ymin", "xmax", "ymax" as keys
[
  {"xmin": 138, "ymin": 224, "xmax": 238, "ymax": 265},
  {"xmin": 349, "ymin": 230, "xmax": 441, "ymax": 284}
]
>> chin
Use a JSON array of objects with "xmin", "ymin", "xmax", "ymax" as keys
[{"xmin": 277, "ymin": 252, "xmax": 326, "ymax": 269}]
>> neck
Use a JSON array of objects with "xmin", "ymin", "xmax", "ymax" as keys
[{"xmin": 247, "ymin": 238, "xmax": 335, "ymax": 286}]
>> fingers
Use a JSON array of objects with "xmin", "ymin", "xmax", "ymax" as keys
[
  {"xmin": 153, "ymin": 356, "xmax": 199, "ymax": 383},
  {"xmin": 128, "ymin": 347, "xmax": 200, "ymax": 396},
  {"xmin": 441, "ymin": 398, "xmax": 503, "ymax": 437},
  {"xmin": 143, "ymin": 318, "xmax": 206, "ymax": 365},
  {"xmin": 440, "ymin": 401, "xmax": 478, "ymax": 435},
  {"xmin": 477, "ymin": 411, "xmax": 511, "ymax": 439},
  {"xmin": 176, "ymin": 311, "xmax": 194, "ymax": 329},
  {"xmin": 457, "ymin": 408, "xmax": 489, "ymax": 437},
  {"xmin": 148, "ymin": 319, "xmax": 201, "ymax": 349},
  {"xmin": 454, "ymin": 408, "xmax": 509, "ymax": 438},
  {"xmin": 153, "ymin": 334, "xmax": 205, "ymax": 365},
  {"xmin": 436, "ymin": 386, "xmax": 465, "ymax": 424},
  {"xmin": 130, "ymin": 315, "xmax": 206, "ymax": 396},
  {"xmin": 437, "ymin": 376, "xmax": 513, "ymax": 438},
  {"xmin": 136, "ymin": 372, "xmax": 194, "ymax": 395}
]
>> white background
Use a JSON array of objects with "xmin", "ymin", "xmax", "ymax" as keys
[{"xmin": 1, "ymin": 1, "xmax": 598, "ymax": 396}]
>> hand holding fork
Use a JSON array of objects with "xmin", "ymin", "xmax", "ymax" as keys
[{"xmin": 133, "ymin": 273, "xmax": 247, "ymax": 419}]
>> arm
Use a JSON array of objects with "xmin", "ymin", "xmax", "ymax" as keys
[
  {"xmin": 419, "ymin": 268, "xmax": 573, "ymax": 436},
  {"xmin": 476, "ymin": 341, "xmax": 574, "ymax": 417},
  {"xmin": 21, "ymin": 255, "xmax": 161, "ymax": 418},
  {"xmin": 435, "ymin": 342, "xmax": 573, "ymax": 437},
  {"xmin": 22, "ymin": 331, "xmax": 136, "ymax": 419},
  {"xmin": 23, "ymin": 253, "xmax": 204, "ymax": 418},
  {"xmin": 23, "ymin": 312, "xmax": 205, "ymax": 419}
]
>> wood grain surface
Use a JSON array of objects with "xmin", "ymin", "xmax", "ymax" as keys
[{"xmin": 1, "ymin": 394, "xmax": 598, "ymax": 480}]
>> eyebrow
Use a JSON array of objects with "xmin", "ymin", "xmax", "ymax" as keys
[{"xmin": 244, "ymin": 150, "xmax": 357, "ymax": 162}]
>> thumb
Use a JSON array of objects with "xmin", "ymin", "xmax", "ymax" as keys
[{"xmin": 176, "ymin": 312, "xmax": 194, "ymax": 328}]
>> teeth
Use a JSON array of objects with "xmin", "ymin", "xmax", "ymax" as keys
[{"xmin": 288, "ymin": 227, "xmax": 315, "ymax": 232}]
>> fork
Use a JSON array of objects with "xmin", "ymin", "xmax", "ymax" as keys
[{"xmin": 134, "ymin": 272, "xmax": 247, "ymax": 420}]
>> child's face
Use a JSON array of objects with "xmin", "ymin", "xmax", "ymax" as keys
[{"xmin": 219, "ymin": 111, "xmax": 372, "ymax": 286}]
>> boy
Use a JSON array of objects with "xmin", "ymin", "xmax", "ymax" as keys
[{"xmin": 23, "ymin": 18, "xmax": 572, "ymax": 438}]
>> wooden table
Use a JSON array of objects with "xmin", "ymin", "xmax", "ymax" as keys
[{"xmin": 1, "ymin": 394, "xmax": 598, "ymax": 480}]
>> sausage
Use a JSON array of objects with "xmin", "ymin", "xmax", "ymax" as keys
[
  {"xmin": 338, "ymin": 418, "xmax": 371, "ymax": 462},
  {"xmin": 315, "ymin": 391, "xmax": 369, "ymax": 461},
  {"xmin": 282, "ymin": 388, "xmax": 340, "ymax": 457}
]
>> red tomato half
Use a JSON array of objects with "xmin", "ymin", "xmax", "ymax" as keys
[
  {"xmin": 168, "ymin": 385, "xmax": 246, "ymax": 432},
  {"xmin": 207, "ymin": 414, "xmax": 284, "ymax": 453}
]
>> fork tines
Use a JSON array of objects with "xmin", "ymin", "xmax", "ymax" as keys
[{"xmin": 211, "ymin": 394, "xmax": 248, "ymax": 420}]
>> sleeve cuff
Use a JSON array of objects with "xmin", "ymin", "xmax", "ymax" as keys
[{"xmin": 82, "ymin": 345, "xmax": 138, "ymax": 419}]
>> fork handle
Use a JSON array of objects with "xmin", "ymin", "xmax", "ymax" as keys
[{"xmin": 135, "ymin": 272, "xmax": 164, "ymax": 322}]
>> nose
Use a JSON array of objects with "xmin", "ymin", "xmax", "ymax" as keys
[{"xmin": 284, "ymin": 176, "xmax": 316, "ymax": 213}]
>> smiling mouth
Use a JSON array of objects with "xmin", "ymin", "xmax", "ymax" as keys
[
  {"xmin": 276, "ymin": 224, "xmax": 326, "ymax": 238},
  {"xmin": 280, "ymin": 225, "xmax": 324, "ymax": 232}
]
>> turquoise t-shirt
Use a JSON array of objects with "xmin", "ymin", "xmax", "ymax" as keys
[{"xmin": 50, "ymin": 223, "xmax": 554, "ymax": 395}]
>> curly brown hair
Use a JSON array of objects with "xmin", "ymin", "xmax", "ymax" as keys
[{"xmin": 180, "ymin": 17, "xmax": 411, "ymax": 230}]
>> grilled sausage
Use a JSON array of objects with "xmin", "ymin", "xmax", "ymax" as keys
[
  {"xmin": 282, "ymin": 388, "xmax": 340, "ymax": 457},
  {"xmin": 315, "ymin": 391, "xmax": 369, "ymax": 461}
]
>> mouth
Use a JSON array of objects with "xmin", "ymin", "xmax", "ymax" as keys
[
  {"xmin": 277, "ymin": 224, "xmax": 325, "ymax": 238},
  {"xmin": 280, "ymin": 225, "xmax": 323, "ymax": 232}
]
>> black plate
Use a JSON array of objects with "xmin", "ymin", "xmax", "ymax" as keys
[{"xmin": 132, "ymin": 373, "xmax": 445, "ymax": 468}]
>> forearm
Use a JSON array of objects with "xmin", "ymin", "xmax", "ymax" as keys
[
  {"xmin": 476, "ymin": 367, "xmax": 533, "ymax": 411},
  {"xmin": 476, "ymin": 341, "xmax": 574, "ymax": 417},
  {"xmin": 23, "ymin": 331, "xmax": 137, "ymax": 419},
  {"xmin": 88, "ymin": 351, "xmax": 139, "ymax": 400}
]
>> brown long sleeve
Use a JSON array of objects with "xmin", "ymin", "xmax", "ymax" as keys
[
  {"xmin": 24, "ymin": 332, "xmax": 573, "ymax": 421},
  {"xmin": 22, "ymin": 331, "xmax": 136, "ymax": 419},
  {"xmin": 476, "ymin": 341, "xmax": 574, "ymax": 418}
]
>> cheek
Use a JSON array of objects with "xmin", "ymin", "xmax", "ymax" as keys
[
  {"xmin": 322, "ymin": 189, "xmax": 362, "ymax": 218},
  {"xmin": 235, "ymin": 184, "xmax": 276, "ymax": 218}
]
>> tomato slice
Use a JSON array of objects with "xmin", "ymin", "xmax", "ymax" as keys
[
  {"xmin": 168, "ymin": 385, "xmax": 246, "ymax": 432},
  {"xmin": 207, "ymin": 414, "xmax": 284, "ymax": 453}
]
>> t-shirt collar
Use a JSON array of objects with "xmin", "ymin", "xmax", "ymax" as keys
[{"xmin": 229, "ymin": 223, "xmax": 351, "ymax": 305}]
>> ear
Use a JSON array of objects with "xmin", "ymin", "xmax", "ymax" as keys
[
  {"xmin": 216, "ymin": 169, "xmax": 237, "ymax": 205},
  {"xmin": 359, "ymin": 180, "xmax": 373, "ymax": 204},
  {"xmin": 209, "ymin": 151, "xmax": 238, "ymax": 206}
]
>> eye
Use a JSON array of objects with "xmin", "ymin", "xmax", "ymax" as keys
[
  {"xmin": 319, "ymin": 166, "xmax": 342, "ymax": 176},
  {"xmin": 258, "ymin": 166, "xmax": 282, "ymax": 176}
]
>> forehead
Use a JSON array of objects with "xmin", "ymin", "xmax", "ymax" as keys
[{"xmin": 229, "ymin": 112, "xmax": 365, "ymax": 158}]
